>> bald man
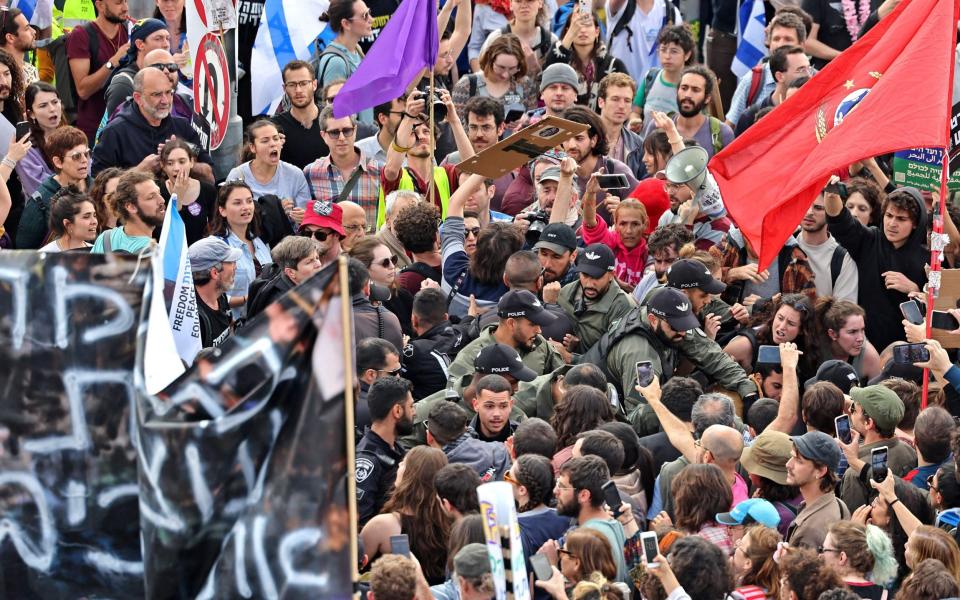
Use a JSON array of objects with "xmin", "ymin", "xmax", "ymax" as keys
[
  {"xmin": 698, "ymin": 424, "xmax": 749, "ymax": 505},
  {"xmin": 340, "ymin": 201, "xmax": 368, "ymax": 252},
  {"xmin": 105, "ymin": 19, "xmax": 171, "ymax": 116}
]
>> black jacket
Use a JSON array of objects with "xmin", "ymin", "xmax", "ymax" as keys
[
  {"xmin": 356, "ymin": 429, "xmax": 405, "ymax": 526},
  {"xmin": 401, "ymin": 320, "xmax": 463, "ymax": 400},
  {"xmin": 92, "ymin": 102, "xmax": 213, "ymax": 175},
  {"xmin": 828, "ymin": 191, "xmax": 928, "ymax": 351},
  {"xmin": 353, "ymin": 293, "xmax": 404, "ymax": 351},
  {"xmin": 246, "ymin": 265, "xmax": 295, "ymax": 318}
]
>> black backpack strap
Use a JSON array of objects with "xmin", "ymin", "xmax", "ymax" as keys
[
  {"xmin": 376, "ymin": 305, "xmax": 385, "ymax": 338},
  {"xmin": 400, "ymin": 261, "xmax": 442, "ymax": 282},
  {"xmin": 468, "ymin": 73, "xmax": 478, "ymax": 98},
  {"xmin": 609, "ymin": 0, "xmax": 637, "ymax": 44},
  {"xmin": 446, "ymin": 269, "xmax": 467, "ymax": 307},
  {"xmin": 830, "ymin": 244, "xmax": 848, "ymax": 287}
]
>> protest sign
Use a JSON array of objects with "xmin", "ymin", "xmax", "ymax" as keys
[
  {"xmin": 458, "ymin": 116, "xmax": 589, "ymax": 179},
  {"xmin": 892, "ymin": 147, "xmax": 960, "ymax": 191},
  {"xmin": 477, "ymin": 481, "xmax": 530, "ymax": 600}
]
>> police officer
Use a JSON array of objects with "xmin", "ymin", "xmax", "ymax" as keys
[
  {"xmin": 401, "ymin": 343, "xmax": 536, "ymax": 449},
  {"xmin": 401, "ymin": 288, "xmax": 468, "ymax": 400},
  {"xmin": 582, "ymin": 287, "xmax": 758, "ymax": 431},
  {"xmin": 356, "ymin": 377, "xmax": 414, "ymax": 526}
]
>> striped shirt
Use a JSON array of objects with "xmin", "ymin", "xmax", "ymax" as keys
[{"xmin": 304, "ymin": 149, "xmax": 383, "ymax": 232}]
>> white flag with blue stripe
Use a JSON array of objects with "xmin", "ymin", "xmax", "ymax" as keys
[
  {"xmin": 251, "ymin": 0, "xmax": 330, "ymax": 116},
  {"xmin": 158, "ymin": 195, "xmax": 201, "ymax": 366},
  {"xmin": 731, "ymin": 0, "xmax": 767, "ymax": 77},
  {"xmin": 9, "ymin": 0, "xmax": 49, "ymax": 28}
]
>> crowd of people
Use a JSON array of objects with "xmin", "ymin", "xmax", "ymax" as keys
[{"xmin": 6, "ymin": 0, "xmax": 960, "ymax": 598}]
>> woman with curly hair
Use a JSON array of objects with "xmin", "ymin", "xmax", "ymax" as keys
[
  {"xmin": 669, "ymin": 464, "xmax": 734, "ymax": 555},
  {"xmin": 845, "ymin": 176, "xmax": 885, "ymax": 228},
  {"xmin": 550, "ymin": 385, "xmax": 614, "ymax": 472},
  {"xmin": 820, "ymin": 521, "xmax": 898, "ymax": 598},
  {"xmin": 642, "ymin": 535, "xmax": 736, "ymax": 600},
  {"xmin": 778, "ymin": 547, "xmax": 845, "ymax": 600},
  {"xmin": 731, "ymin": 525, "xmax": 782, "ymax": 599},
  {"xmin": 359, "ymin": 446, "xmax": 453, "ymax": 585},
  {"xmin": 815, "ymin": 297, "xmax": 882, "ymax": 383},
  {"xmin": 723, "ymin": 294, "xmax": 819, "ymax": 382}
]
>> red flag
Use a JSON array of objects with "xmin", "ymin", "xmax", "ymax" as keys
[{"xmin": 709, "ymin": 0, "xmax": 960, "ymax": 270}]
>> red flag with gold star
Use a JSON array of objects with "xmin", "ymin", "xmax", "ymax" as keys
[{"xmin": 709, "ymin": 0, "xmax": 960, "ymax": 270}]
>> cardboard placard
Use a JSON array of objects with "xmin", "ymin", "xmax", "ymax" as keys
[
  {"xmin": 932, "ymin": 268, "xmax": 960, "ymax": 348},
  {"xmin": 457, "ymin": 116, "xmax": 589, "ymax": 179}
]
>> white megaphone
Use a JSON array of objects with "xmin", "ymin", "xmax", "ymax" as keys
[{"xmin": 664, "ymin": 146, "xmax": 726, "ymax": 220}]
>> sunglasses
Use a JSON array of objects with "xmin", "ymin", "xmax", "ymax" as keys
[
  {"xmin": 301, "ymin": 229, "xmax": 332, "ymax": 242},
  {"xmin": 375, "ymin": 255, "xmax": 399, "ymax": 269},
  {"xmin": 149, "ymin": 62, "xmax": 179, "ymax": 73},
  {"xmin": 503, "ymin": 470, "xmax": 520, "ymax": 486},
  {"xmin": 324, "ymin": 127, "xmax": 356, "ymax": 139},
  {"xmin": 465, "ymin": 226, "xmax": 481, "ymax": 238},
  {"xmin": 928, "ymin": 474, "xmax": 940, "ymax": 492},
  {"xmin": 67, "ymin": 149, "xmax": 91, "ymax": 161},
  {"xmin": 378, "ymin": 366, "xmax": 402, "ymax": 376}
]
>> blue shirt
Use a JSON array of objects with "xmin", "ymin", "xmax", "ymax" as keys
[
  {"xmin": 91, "ymin": 226, "xmax": 155, "ymax": 254},
  {"xmin": 226, "ymin": 161, "xmax": 312, "ymax": 209},
  {"xmin": 217, "ymin": 232, "xmax": 272, "ymax": 319}
]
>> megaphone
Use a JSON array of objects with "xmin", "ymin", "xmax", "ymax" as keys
[{"xmin": 665, "ymin": 146, "xmax": 709, "ymax": 191}]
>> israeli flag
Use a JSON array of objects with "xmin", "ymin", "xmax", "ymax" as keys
[
  {"xmin": 251, "ymin": 0, "xmax": 330, "ymax": 116},
  {"xmin": 158, "ymin": 195, "xmax": 201, "ymax": 366},
  {"xmin": 731, "ymin": 0, "xmax": 767, "ymax": 77}
]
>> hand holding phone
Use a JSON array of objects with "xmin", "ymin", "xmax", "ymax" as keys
[
  {"xmin": 835, "ymin": 414, "xmax": 852, "ymax": 445},
  {"xmin": 635, "ymin": 361, "xmax": 654, "ymax": 387},
  {"xmin": 389, "ymin": 534, "xmax": 410, "ymax": 557},
  {"xmin": 871, "ymin": 446, "xmax": 889, "ymax": 483},
  {"xmin": 931, "ymin": 310, "xmax": 960, "ymax": 331},
  {"xmin": 530, "ymin": 553, "xmax": 553, "ymax": 581},
  {"xmin": 757, "ymin": 345, "xmax": 781, "ymax": 365},
  {"xmin": 899, "ymin": 300, "xmax": 924, "ymax": 325},
  {"xmin": 893, "ymin": 342, "xmax": 930, "ymax": 365},
  {"xmin": 640, "ymin": 532, "xmax": 659, "ymax": 567},
  {"xmin": 14, "ymin": 121, "xmax": 30, "ymax": 141},
  {"xmin": 601, "ymin": 481, "xmax": 623, "ymax": 517}
]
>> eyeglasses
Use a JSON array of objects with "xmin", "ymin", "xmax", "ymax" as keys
[
  {"xmin": 817, "ymin": 546, "xmax": 841, "ymax": 555},
  {"xmin": 343, "ymin": 223, "xmax": 366, "ymax": 233},
  {"xmin": 928, "ymin": 474, "xmax": 940, "ymax": 492},
  {"xmin": 468, "ymin": 124, "xmax": 498, "ymax": 134},
  {"xmin": 378, "ymin": 366, "xmax": 402, "ymax": 376},
  {"xmin": 465, "ymin": 226, "xmax": 481, "ymax": 238},
  {"xmin": 149, "ymin": 62, "xmax": 179, "ymax": 73},
  {"xmin": 324, "ymin": 127, "xmax": 356, "ymax": 139},
  {"xmin": 554, "ymin": 481, "xmax": 573, "ymax": 491},
  {"xmin": 492, "ymin": 62, "xmax": 520, "ymax": 75},
  {"xmin": 375, "ymin": 255, "xmax": 398, "ymax": 269},
  {"xmin": 349, "ymin": 10, "xmax": 372, "ymax": 20},
  {"xmin": 284, "ymin": 79, "xmax": 315, "ymax": 90},
  {"xmin": 67, "ymin": 149, "xmax": 91, "ymax": 161},
  {"xmin": 558, "ymin": 549, "xmax": 576, "ymax": 559},
  {"xmin": 301, "ymin": 229, "xmax": 332, "ymax": 242}
]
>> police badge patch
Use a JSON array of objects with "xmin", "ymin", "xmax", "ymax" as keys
[{"xmin": 356, "ymin": 457, "xmax": 375, "ymax": 482}]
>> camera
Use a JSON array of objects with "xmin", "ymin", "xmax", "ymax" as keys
[
  {"xmin": 416, "ymin": 86, "xmax": 447, "ymax": 122},
  {"xmin": 522, "ymin": 209, "xmax": 551, "ymax": 243}
]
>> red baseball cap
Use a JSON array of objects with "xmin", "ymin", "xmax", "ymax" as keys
[{"xmin": 300, "ymin": 200, "xmax": 345, "ymax": 236}]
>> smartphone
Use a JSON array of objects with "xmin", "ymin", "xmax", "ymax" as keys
[
  {"xmin": 899, "ymin": 300, "xmax": 924, "ymax": 325},
  {"xmin": 389, "ymin": 534, "xmax": 410, "ymax": 557},
  {"xmin": 601, "ymin": 480, "xmax": 623, "ymax": 517},
  {"xmin": 835, "ymin": 414, "xmax": 852, "ymax": 445},
  {"xmin": 893, "ymin": 342, "xmax": 930, "ymax": 365},
  {"xmin": 824, "ymin": 180, "xmax": 848, "ymax": 200},
  {"xmin": 504, "ymin": 107, "xmax": 525, "ymax": 123},
  {"xmin": 640, "ymin": 531, "xmax": 659, "ymax": 567},
  {"xmin": 757, "ymin": 345, "xmax": 781, "ymax": 365},
  {"xmin": 871, "ymin": 446, "xmax": 889, "ymax": 483},
  {"xmin": 530, "ymin": 553, "xmax": 553, "ymax": 581},
  {"xmin": 595, "ymin": 173, "xmax": 630, "ymax": 189},
  {"xmin": 635, "ymin": 361, "xmax": 654, "ymax": 387},
  {"xmin": 14, "ymin": 120, "xmax": 30, "ymax": 141},
  {"xmin": 932, "ymin": 310, "xmax": 960, "ymax": 330}
]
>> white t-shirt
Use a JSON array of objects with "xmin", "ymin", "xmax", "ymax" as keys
[
  {"xmin": 39, "ymin": 239, "xmax": 92, "ymax": 252},
  {"xmin": 606, "ymin": 0, "xmax": 682, "ymax": 81}
]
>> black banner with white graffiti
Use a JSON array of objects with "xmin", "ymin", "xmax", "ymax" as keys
[
  {"xmin": 0, "ymin": 253, "xmax": 149, "ymax": 598},
  {"xmin": 0, "ymin": 253, "xmax": 352, "ymax": 599},
  {"xmin": 137, "ymin": 261, "xmax": 351, "ymax": 600}
]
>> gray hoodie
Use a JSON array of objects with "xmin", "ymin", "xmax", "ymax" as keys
[{"xmin": 442, "ymin": 429, "xmax": 512, "ymax": 482}]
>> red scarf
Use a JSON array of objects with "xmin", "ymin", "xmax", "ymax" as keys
[{"xmin": 477, "ymin": 0, "xmax": 512, "ymax": 18}]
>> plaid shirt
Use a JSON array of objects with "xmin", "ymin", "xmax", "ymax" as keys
[{"xmin": 303, "ymin": 149, "xmax": 382, "ymax": 232}]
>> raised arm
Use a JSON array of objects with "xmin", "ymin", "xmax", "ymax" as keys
[
  {"xmin": 448, "ymin": 173, "xmax": 486, "ymax": 218},
  {"xmin": 582, "ymin": 171, "xmax": 601, "ymax": 228},
  {"xmin": 651, "ymin": 111, "xmax": 684, "ymax": 156},
  {"xmin": 441, "ymin": 89, "xmax": 475, "ymax": 161},
  {"xmin": 767, "ymin": 342, "xmax": 801, "ymax": 433},
  {"xmin": 637, "ymin": 376, "xmax": 698, "ymax": 462},
  {"xmin": 383, "ymin": 94, "xmax": 426, "ymax": 181},
  {"xmin": 550, "ymin": 156, "xmax": 577, "ymax": 224},
  {"xmin": 446, "ymin": 0, "xmax": 472, "ymax": 59}
]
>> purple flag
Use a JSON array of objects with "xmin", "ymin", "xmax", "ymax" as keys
[{"xmin": 332, "ymin": 0, "xmax": 438, "ymax": 118}]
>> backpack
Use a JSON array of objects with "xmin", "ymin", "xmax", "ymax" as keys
[
  {"xmin": 48, "ymin": 22, "xmax": 100, "ymax": 121},
  {"xmin": 499, "ymin": 23, "xmax": 552, "ymax": 58},
  {"xmin": 466, "ymin": 73, "xmax": 479, "ymax": 98},
  {"xmin": 829, "ymin": 244, "xmax": 848, "ymax": 288},
  {"xmin": 635, "ymin": 67, "xmax": 661, "ymax": 109},
  {"xmin": 400, "ymin": 261, "xmax": 442, "ymax": 285},
  {"xmin": 745, "ymin": 63, "xmax": 765, "ymax": 107},
  {"xmin": 609, "ymin": 0, "xmax": 676, "ymax": 52},
  {"xmin": 311, "ymin": 42, "xmax": 364, "ymax": 104},
  {"xmin": 708, "ymin": 116, "xmax": 725, "ymax": 156}
]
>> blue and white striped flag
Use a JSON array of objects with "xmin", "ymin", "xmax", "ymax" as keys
[
  {"xmin": 731, "ymin": 0, "xmax": 767, "ymax": 77},
  {"xmin": 251, "ymin": 0, "xmax": 330, "ymax": 116},
  {"xmin": 158, "ymin": 195, "xmax": 201, "ymax": 366}
]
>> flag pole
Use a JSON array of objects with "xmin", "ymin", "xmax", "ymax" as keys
[
  {"xmin": 427, "ymin": 68, "xmax": 436, "ymax": 210},
  {"xmin": 339, "ymin": 255, "xmax": 360, "ymax": 592}
]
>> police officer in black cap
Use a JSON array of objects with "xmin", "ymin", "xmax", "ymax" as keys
[
  {"xmin": 401, "ymin": 288, "xmax": 473, "ymax": 400},
  {"xmin": 356, "ymin": 377, "xmax": 414, "ymax": 525}
]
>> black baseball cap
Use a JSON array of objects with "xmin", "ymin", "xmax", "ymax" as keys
[
  {"xmin": 497, "ymin": 290, "xmax": 557, "ymax": 326},
  {"xmin": 666, "ymin": 259, "xmax": 726, "ymax": 294},
  {"xmin": 804, "ymin": 359, "xmax": 859, "ymax": 394},
  {"xmin": 791, "ymin": 431, "xmax": 841, "ymax": 473},
  {"xmin": 646, "ymin": 287, "xmax": 700, "ymax": 332},
  {"xmin": 574, "ymin": 243, "xmax": 616, "ymax": 278},
  {"xmin": 533, "ymin": 223, "xmax": 577, "ymax": 255},
  {"xmin": 474, "ymin": 343, "xmax": 537, "ymax": 382}
]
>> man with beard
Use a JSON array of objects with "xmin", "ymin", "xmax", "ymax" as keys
[
  {"xmin": 356, "ymin": 376, "xmax": 414, "ymax": 526},
  {"xmin": 105, "ymin": 49, "xmax": 202, "ymax": 129},
  {"xmin": 582, "ymin": 286, "xmax": 757, "ymax": 414},
  {"xmin": 0, "ymin": 49, "xmax": 22, "ymax": 127},
  {"xmin": 556, "ymin": 243, "xmax": 634, "ymax": 353},
  {"xmin": 735, "ymin": 46, "xmax": 811, "ymax": 135},
  {"xmin": 535, "ymin": 63, "xmax": 579, "ymax": 121},
  {"xmin": 189, "ymin": 237, "xmax": 240, "ymax": 348},
  {"xmin": 446, "ymin": 290, "xmax": 566, "ymax": 396},
  {"xmin": 66, "ymin": 0, "xmax": 131, "ymax": 143},
  {"xmin": 299, "ymin": 199, "xmax": 345, "ymax": 267},
  {"xmin": 444, "ymin": 97, "xmax": 512, "ymax": 211},
  {"xmin": 357, "ymin": 96, "xmax": 406, "ymax": 164},
  {"xmin": 379, "ymin": 88, "xmax": 473, "ymax": 227},
  {"xmin": 93, "ymin": 68, "xmax": 214, "ymax": 178},
  {"xmin": 91, "ymin": 169, "xmax": 165, "ymax": 253},
  {"xmin": 426, "ymin": 400, "xmax": 511, "ymax": 482},
  {"xmin": 796, "ymin": 192, "xmax": 858, "ymax": 301},
  {"xmin": 631, "ymin": 224, "xmax": 693, "ymax": 304},
  {"xmin": 516, "ymin": 159, "xmax": 581, "ymax": 229},
  {"xmin": 273, "ymin": 60, "xmax": 329, "ymax": 169},
  {"xmin": 0, "ymin": 7, "xmax": 37, "ymax": 84},
  {"xmin": 533, "ymin": 223, "xmax": 578, "ymax": 286},
  {"xmin": 649, "ymin": 66, "xmax": 733, "ymax": 159},
  {"xmin": 305, "ymin": 106, "xmax": 382, "ymax": 232},
  {"xmin": 598, "ymin": 73, "xmax": 644, "ymax": 179},
  {"xmin": 103, "ymin": 19, "xmax": 170, "ymax": 117}
]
